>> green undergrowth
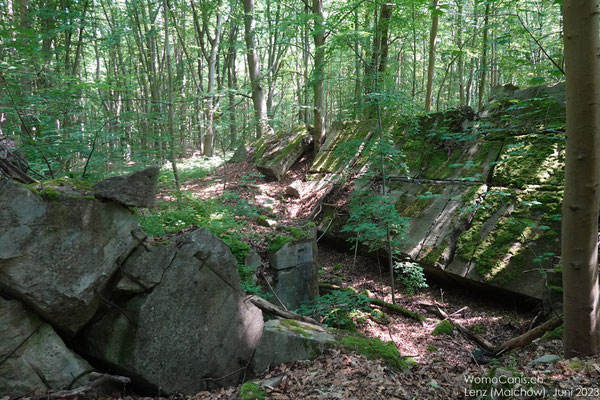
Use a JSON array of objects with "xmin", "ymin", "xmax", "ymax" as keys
[
  {"xmin": 138, "ymin": 191, "xmax": 270, "ymax": 299},
  {"xmin": 296, "ymin": 290, "xmax": 372, "ymax": 331},
  {"xmin": 239, "ymin": 382, "xmax": 267, "ymax": 400},
  {"xmin": 267, "ymin": 223, "xmax": 315, "ymax": 253},
  {"xmin": 158, "ymin": 154, "xmax": 229, "ymax": 187},
  {"xmin": 338, "ymin": 334, "xmax": 411, "ymax": 370}
]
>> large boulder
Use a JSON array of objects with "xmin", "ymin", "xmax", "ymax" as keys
[
  {"xmin": 267, "ymin": 235, "xmax": 319, "ymax": 310},
  {"xmin": 252, "ymin": 319, "xmax": 335, "ymax": 374},
  {"xmin": 0, "ymin": 297, "xmax": 92, "ymax": 397},
  {"xmin": 254, "ymin": 125, "xmax": 312, "ymax": 180},
  {"xmin": 93, "ymin": 166, "xmax": 160, "ymax": 208},
  {"xmin": 0, "ymin": 178, "xmax": 142, "ymax": 336},
  {"xmin": 82, "ymin": 228, "xmax": 264, "ymax": 395}
]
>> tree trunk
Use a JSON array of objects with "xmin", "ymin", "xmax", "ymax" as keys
[
  {"xmin": 477, "ymin": 2, "xmax": 490, "ymax": 111},
  {"xmin": 242, "ymin": 0, "xmax": 271, "ymax": 138},
  {"xmin": 164, "ymin": 0, "xmax": 180, "ymax": 192},
  {"xmin": 561, "ymin": 0, "xmax": 600, "ymax": 358},
  {"xmin": 424, "ymin": 0, "xmax": 439, "ymax": 112},
  {"xmin": 312, "ymin": 0, "xmax": 325, "ymax": 154},
  {"xmin": 456, "ymin": 0, "xmax": 465, "ymax": 105}
]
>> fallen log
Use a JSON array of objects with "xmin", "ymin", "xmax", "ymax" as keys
[
  {"xmin": 430, "ymin": 305, "xmax": 496, "ymax": 353},
  {"xmin": 246, "ymin": 295, "xmax": 318, "ymax": 325},
  {"xmin": 426, "ymin": 303, "xmax": 563, "ymax": 356},
  {"xmin": 319, "ymin": 282, "xmax": 424, "ymax": 323},
  {"xmin": 492, "ymin": 315, "xmax": 562, "ymax": 356}
]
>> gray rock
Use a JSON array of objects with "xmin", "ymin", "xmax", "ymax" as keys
[
  {"xmin": 531, "ymin": 354, "xmax": 560, "ymax": 364},
  {"xmin": 252, "ymin": 319, "xmax": 335, "ymax": 373},
  {"xmin": 93, "ymin": 166, "xmax": 159, "ymax": 208},
  {"xmin": 116, "ymin": 240, "xmax": 178, "ymax": 294},
  {"xmin": 229, "ymin": 142, "xmax": 247, "ymax": 163},
  {"xmin": 245, "ymin": 250, "xmax": 262, "ymax": 270},
  {"xmin": 0, "ymin": 297, "xmax": 92, "ymax": 397},
  {"xmin": 255, "ymin": 126, "xmax": 312, "ymax": 180},
  {"xmin": 267, "ymin": 238, "xmax": 318, "ymax": 309},
  {"xmin": 83, "ymin": 228, "xmax": 264, "ymax": 395},
  {"xmin": 285, "ymin": 180, "xmax": 303, "ymax": 197},
  {"xmin": 0, "ymin": 179, "xmax": 142, "ymax": 335}
]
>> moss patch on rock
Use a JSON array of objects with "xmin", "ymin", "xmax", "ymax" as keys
[
  {"xmin": 455, "ymin": 187, "xmax": 561, "ymax": 285},
  {"xmin": 432, "ymin": 320, "xmax": 454, "ymax": 336},
  {"xmin": 492, "ymin": 132, "xmax": 565, "ymax": 189}
]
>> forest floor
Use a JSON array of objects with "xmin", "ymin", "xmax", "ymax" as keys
[{"xmin": 179, "ymin": 154, "xmax": 599, "ymax": 400}]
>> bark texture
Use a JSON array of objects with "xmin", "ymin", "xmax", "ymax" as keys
[{"xmin": 562, "ymin": 0, "xmax": 600, "ymax": 358}]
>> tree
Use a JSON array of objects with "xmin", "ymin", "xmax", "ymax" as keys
[
  {"xmin": 561, "ymin": 0, "xmax": 600, "ymax": 358},
  {"xmin": 312, "ymin": 0, "xmax": 326, "ymax": 153},
  {"xmin": 424, "ymin": 0, "xmax": 439, "ymax": 112},
  {"xmin": 242, "ymin": 0, "xmax": 271, "ymax": 138},
  {"xmin": 477, "ymin": 0, "xmax": 490, "ymax": 111}
]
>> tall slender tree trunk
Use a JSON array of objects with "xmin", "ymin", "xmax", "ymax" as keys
[
  {"xmin": 312, "ymin": 0, "xmax": 325, "ymax": 153},
  {"xmin": 456, "ymin": 0, "xmax": 465, "ymax": 105},
  {"xmin": 478, "ymin": 2, "xmax": 490, "ymax": 110},
  {"xmin": 242, "ymin": 0, "xmax": 271, "ymax": 138},
  {"xmin": 561, "ymin": 0, "xmax": 600, "ymax": 358},
  {"xmin": 424, "ymin": 0, "xmax": 439, "ymax": 112},
  {"xmin": 164, "ymin": 0, "xmax": 180, "ymax": 191},
  {"xmin": 411, "ymin": 0, "xmax": 417, "ymax": 99}
]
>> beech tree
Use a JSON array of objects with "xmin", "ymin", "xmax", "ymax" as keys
[
  {"xmin": 424, "ymin": 0, "xmax": 439, "ymax": 112},
  {"xmin": 561, "ymin": 0, "xmax": 600, "ymax": 358}
]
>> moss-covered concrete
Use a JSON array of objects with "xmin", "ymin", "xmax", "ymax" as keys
[
  {"xmin": 492, "ymin": 132, "xmax": 565, "ymax": 189},
  {"xmin": 450, "ymin": 187, "xmax": 561, "ymax": 296},
  {"xmin": 311, "ymin": 120, "xmax": 371, "ymax": 174},
  {"xmin": 255, "ymin": 125, "xmax": 312, "ymax": 180},
  {"xmin": 308, "ymin": 87, "xmax": 565, "ymax": 300}
]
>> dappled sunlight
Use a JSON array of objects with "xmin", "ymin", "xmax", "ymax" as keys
[{"xmin": 536, "ymin": 143, "xmax": 562, "ymax": 183}]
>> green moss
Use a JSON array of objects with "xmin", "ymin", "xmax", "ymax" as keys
[
  {"xmin": 422, "ymin": 242, "xmax": 448, "ymax": 265},
  {"xmin": 267, "ymin": 234, "xmax": 295, "ymax": 253},
  {"xmin": 369, "ymin": 308, "xmax": 390, "ymax": 324},
  {"xmin": 470, "ymin": 323, "xmax": 486, "ymax": 335},
  {"xmin": 267, "ymin": 225, "xmax": 312, "ymax": 253},
  {"xmin": 454, "ymin": 187, "xmax": 561, "ymax": 285},
  {"xmin": 280, "ymin": 319, "xmax": 312, "ymax": 337},
  {"xmin": 432, "ymin": 320, "xmax": 454, "ymax": 336},
  {"xmin": 239, "ymin": 382, "xmax": 267, "ymax": 400},
  {"xmin": 567, "ymin": 360, "xmax": 586, "ymax": 372},
  {"xmin": 222, "ymin": 236, "xmax": 251, "ymax": 266},
  {"xmin": 547, "ymin": 284, "xmax": 562, "ymax": 293},
  {"xmin": 426, "ymin": 345, "xmax": 439, "ymax": 351},
  {"xmin": 541, "ymin": 325, "xmax": 563, "ymax": 340},
  {"xmin": 338, "ymin": 334, "xmax": 408, "ymax": 370},
  {"xmin": 492, "ymin": 133, "xmax": 565, "ymax": 189},
  {"xmin": 40, "ymin": 186, "xmax": 61, "ymax": 200},
  {"xmin": 394, "ymin": 185, "xmax": 440, "ymax": 218}
]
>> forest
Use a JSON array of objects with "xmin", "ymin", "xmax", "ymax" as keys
[{"xmin": 1, "ymin": 0, "xmax": 599, "ymax": 398}]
